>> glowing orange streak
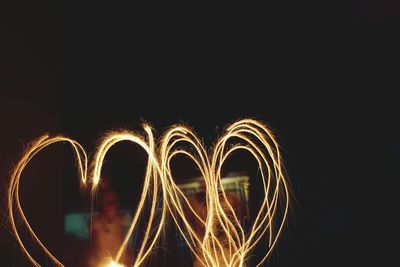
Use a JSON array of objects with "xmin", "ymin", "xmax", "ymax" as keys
[
  {"xmin": 91, "ymin": 125, "xmax": 166, "ymax": 267},
  {"xmin": 160, "ymin": 129, "xmax": 216, "ymax": 267},
  {"xmin": 8, "ymin": 119, "xmax": 290, "ymax": 267},
  {"xmin": 163, "ymin": 151, "xmax": 235, "ymax": 267},
  {"xmin": 160, "ymin": 127, "xmax": 238, "ymax": 267},
  {"xmin": 160, "ymin": 119, "xmax": 290, "ymax": 267},
  {"xmin": 160, "ymin": 128, "xmax": 229, "ymax": 266},
  {"xmin": 217, "ymin": 137, "xmax": 274, "ymax": 246},
  {"xmin": 213, "ymin": 145, "xmax": 268, "ymax": 265},
  {"xmin": 224, "ymin": 120, "xmax": 289, "ymax": 267},
  {"xmin": 8, "ymin": 135, "xmax": 88, "ymax": 267}
]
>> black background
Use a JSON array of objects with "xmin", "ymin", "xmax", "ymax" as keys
[{"xmin": 1, "ymin": 1, "xmax": 399, "ymax": 266}]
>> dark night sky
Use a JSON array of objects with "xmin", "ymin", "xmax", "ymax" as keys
[{"xmin": 1, "ymin": 2, "xmax": 399, "ymax": 267}]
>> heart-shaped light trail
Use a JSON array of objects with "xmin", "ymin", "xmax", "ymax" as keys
[
  {"xmin": 8, "ymin": 135, "xmax": 88, "ymax": 266},
  {"xmin": 8, "ymin": 125, "xmax": 165, "ymax": 267},
  {"xmin": 8, "ymin": 119, "xmax": 290, "ymax": 267},
  {"xmin": 159, "ymin": 119, "xmax": 290, "ymax": 267},
  {"xmin": 91, "ymin": 125, "xmax": 166, "ymax": 267}
]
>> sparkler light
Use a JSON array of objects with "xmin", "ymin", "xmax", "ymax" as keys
[
  {"xmin": 105, "ymin": 259, "xmax": 126, "ymax": 267},
  {"xmin": 7, "ymin": 119, "xmax": 290, "ymax": 267},
  {"xmin": 160, "ymin": 119, "xmax": 289, "ymax": 267}
]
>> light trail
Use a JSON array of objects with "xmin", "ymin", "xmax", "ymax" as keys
[
  {"xmin": 160, "ymin": 119, "xmax": 289, "ymax": 267},
  {"xmin": 7, "ymin": 119, "xmax": 290, "ymax": 267},
  {"xmin": 8, "ymin": 136, "xmax": 88, "ymax": 266},
  {"xmin": 91, "ymin": 125, "xmax": 166, "ymax": 267}
]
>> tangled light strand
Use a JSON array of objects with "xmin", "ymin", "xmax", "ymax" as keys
[
  {"xmin": 7, "ymin": 119, "xmax": 289, "ymax": 267},
  {"xmin": 160, "ymin": 119, "xmax": 289, "ymax": 267}
]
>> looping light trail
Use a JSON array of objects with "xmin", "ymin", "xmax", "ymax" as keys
[
  {"xmin": 8, "ymin": 119, "xmax": 290, "ymax": 267},
  {"xmin": 8, "ymin": 136, "xmax": 88, "ymax": 266}
]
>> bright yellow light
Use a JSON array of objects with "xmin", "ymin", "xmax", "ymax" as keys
[
  {"xmin": 105, "ymin": 260, "xmax": 125, "ymax": 267},
  {"xmin": 8, "ymin": 119, "xmax": 290, "ymax": 267}
]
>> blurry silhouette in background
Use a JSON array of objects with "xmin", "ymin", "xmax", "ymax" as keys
[
  {"xmin": 179, "ymin": 175, "xmax": 248, "ymax": 267},
  {"xmin": 190, "ymin": 191, "xmax": 244, "ymax": 267},
  {"xmin": 88, "ymin": 183, "xmax": 135, "ymax": 267}
]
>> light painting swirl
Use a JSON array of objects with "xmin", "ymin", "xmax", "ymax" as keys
[{"xmin": 7, "ymin": 119, "xmax": 290, "ymax": 267}]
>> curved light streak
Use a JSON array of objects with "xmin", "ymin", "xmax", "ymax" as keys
[{"xmin": 7, "ymin": 119, "xmax": 290, "ymax": 267}]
